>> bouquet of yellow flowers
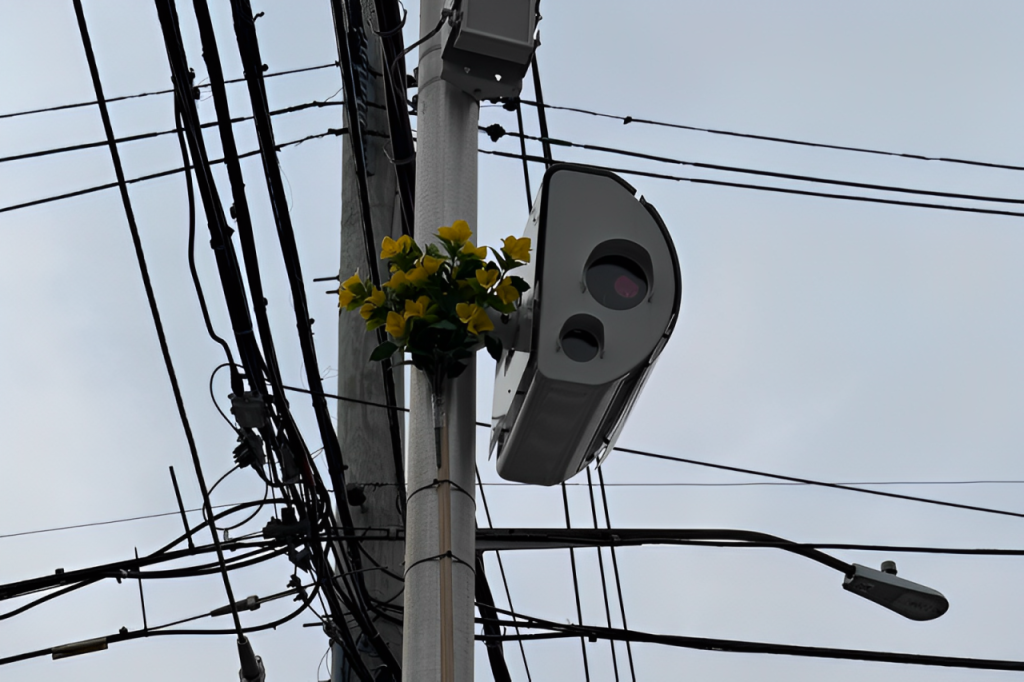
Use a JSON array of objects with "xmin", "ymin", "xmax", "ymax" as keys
[{"xmin": 338, "ymin": 220, "xmax": 531, "ymax": 387}]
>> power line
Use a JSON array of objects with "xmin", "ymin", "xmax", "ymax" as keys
[
  {"xmin": 585, "ymin": 468, "xmax": 620, "ymax": 681},
  {"xmin": 478, "ymin": 148, "xmax": 1024, "ymax": 218},
  {"xmin": 480, "ymin": 479, "xmax": 1024, "ymax": 488},
  {"xmin": 285, "ymin": 385, "xmax": 1024, "ymax": 509},
  {"xmin": 481, "ymin": 125, "xmax": 1024, "ymax": 207},
  {"xmin": 596, "ymin": 467, "xmax": 636, "ymax": 681},
  {"xmin": 517, "ymin": 99, "xmax": 1024, "ymax": 174},
  {"xmin": 476, "ymin": 465, "xmax": 532, "ymax": 680},
  {"xmin": 78, "ymin": 0, "xmax": 244, "ymax": 637},
  {"xmin": 0, "ymin": 127, "xmax": 347, "ymax": 215},
  {"xmin": 0, "ymin": 502, "xmax": 251, "ymax": 540},
  {"xmin": 0, "ymin": 99, "xmax": 344, "ymax": 166},
  {"xmin": 0, "ymin": 61, "xmax": 341, "ymax": 121},
  {"xmin": 618, "ymin": 447, "xmax": 1024, "ymax": 521},
  {"xmin": 477, "ymin": 607, "xmax": 1024, "ymax": 672}
]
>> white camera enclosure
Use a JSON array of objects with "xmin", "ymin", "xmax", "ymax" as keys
[
  {"xmin": 491, "ymin": 165, "xmax": 681, "ymax": 485},
  {"xmin": 441, "ymin": 0, "xmax": 540, "ymax": 100}
]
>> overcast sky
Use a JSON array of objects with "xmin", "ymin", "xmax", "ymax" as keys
[{"xmin": 3, "ymin": 1, "xmax": 1024, "ymax": 680}]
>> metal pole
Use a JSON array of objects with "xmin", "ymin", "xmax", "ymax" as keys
[{"xmin": 404, "ymin": 0, "xmax": 479, "ymax": 678}]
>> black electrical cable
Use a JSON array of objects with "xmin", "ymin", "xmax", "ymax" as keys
[
  {"xmin": 529, "ymin": 55, "xmax": 553, "ymax": 171},
  {"xmin": 385, "ymin": 8, "xmax": 449, "ymax": 110},
  {"xmin": 15, "ymin": 135, "xmax": 1023, "ymax": 220},
  {"xmin": 517, "ymin": 99, "xmax": 1024, "ymax": 174},
  {"xmin": 533, "ymin": 53, "xmax": 590, "ymax": 680},
  {"xmin": 561, "ymin": 482, "xmax": 591, "ymax": 682},
  {"xmin": 477, "ymin": 607, "xmax": 1024, "ymax": 672},
  {"xmin": 0, "ymin": 99, "xmax": 343, "ymax": 167},
  {"xmin": 514, "ymin": 100, "xmax": 533, "ymax": 210},
  {"xmin": 483, "ymin": 126, "xmax": 1024, "ymax": 207},
  {"xmin": 476, "ymin": 466, "xmax": 533, "ymax": 680},
  {"xmin": 231, "ymin": 4, "xmax": 397, "ymax": 676},
  {"xmin": 284, "ymin": 385, "xmax": 1024, "ymax": 519},
  {"xmin": 0, "ymin": 62, "xmax": 341, "ymax": 121},
  {"xmin": 75, "ymin": 0, "xmax": 244, "ymax": 638},
  {"xmin": 177, "ymin": 106, "xmax": 240, "ymax": 384},
  {"xmin": 479, "ymin": 149, "xmax": 1024, "ymax": 219},
  {"xmin": 474, "ymin": 554, "xmax": 513, "ymax": 682},
  {"xmin": 585, "ymin": 469, "xmax": 619, "ymax": 682},
  {"xmin": 0, "ymin": 579, "xmax": 324, "ymax": 668},
  {"xmin": 191, "ymin": 0, "xmax": 311, "ymax": 499},
  {"xmin": 0, "ymin": 127, "xmax": 348, "ymax": 215},
  {"xmin": 597, "ymin": 467, "xmax": 636, "ymax": 682},
  {"xmin": 0, "ymin": 533, "xmax": 280, "ymax": 608},
  {"xmin": 373, "ymin": 0, "xmax": 417, "ymax": 236},
  {"xmin": 618, "ymin": 446, "xmax": 1024, "ymax": 521}
]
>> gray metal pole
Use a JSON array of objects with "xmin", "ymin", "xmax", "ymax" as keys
[
  {"xmin": 403, "ymin": 0, "xmax": 479, "ymax": 679},
  {"xmin": 335, "ymin": 0, "xmax": 406, "ymax": 677}
]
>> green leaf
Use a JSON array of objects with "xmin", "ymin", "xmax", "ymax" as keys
[
  {"xmin": 365, "ymin": 317, "xmax": 386, "ymax": 331},
  {"xmin": 509, "ymin": 276, "xmax": 530, "ymax": 293},
  {"xmin": 430, "ymin": 320, "xmax": 459, "ymax": 331},
  {"xmin": 369, "ymin": 341, "xmax": 399, "ymax": 362}
]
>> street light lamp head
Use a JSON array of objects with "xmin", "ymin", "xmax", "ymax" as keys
[{"xmin": 843, "ymin": 562, "xmax": 949, "ymax": 621}]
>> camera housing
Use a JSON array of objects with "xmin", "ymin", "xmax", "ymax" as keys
[{"xmin": 491, "ymin": 164, "xmax": 682, "ymax": 485}]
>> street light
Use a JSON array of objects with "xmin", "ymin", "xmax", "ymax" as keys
[{"xmin": 475, "ymin": 527, "xmax": 949, "ymax": 621}]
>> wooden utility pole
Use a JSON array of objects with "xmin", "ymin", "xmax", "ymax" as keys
[{"xmin": 334, "ymin": 0, "xmax": 406, "ymax": 677}]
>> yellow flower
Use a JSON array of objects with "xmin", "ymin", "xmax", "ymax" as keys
[
  {"xmin": 495, "ymin": 277, "xmax": 519, "ymax": 305},
  {"xmin": 456, "ymin": 302, "xmax": 494, "ymax": 336},
  {"xmin": 385, "ymin": 311, "xmax": 406, "ymax": 338},
  {"xmin": 359, "ymin": 288, "xmax": 386, "ymax": 320},
  {"xmin": 404, "ymin": 295, "xmax": 431, "ymax": 320},
  {"xmin": 379, "ymin": 234, "xmax": 414, "ymax": 259},
  {"xmin": 501, "ymin": 236, "xmax": 531, "ymax": 263},
  {"xmin": 438, "ymin": 219, "xmax": 473, "ymax": 246},
  {"xmin": 384, "ymin": 270, "xmax": 409, "ymax": 289},
  {"xmin": 461, "ymin": 240, "xmax": 487, "ymax": 259},
  {"xmin": 421, "ymin": 255, "xmax": 444, "ymax": 275},
  {"xmin": 338, "ymin": 289, "xmax": 356, "ymax": 308},
  {"xmin": 341, "ymin": 273, "xmax": 362, "ymax": 291},
  {"xmin": 475, "ymin": 268, "xmax": 499, "ymax": 289},
  {"xmin": 406, "ymin": 266, "xmax": 429, "ymax": 285}
]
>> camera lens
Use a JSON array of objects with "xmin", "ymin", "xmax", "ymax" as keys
[
  {"xmin": 586, "ymin": 255, "xmax": 648, "ymax": 310},
  {"xmin": 560, "ymin": 328, "xmax": 600, "ymax": 362}
]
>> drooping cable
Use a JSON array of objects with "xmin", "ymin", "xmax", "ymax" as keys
[
  {"xmin": 74, "ymin": 0, "xmax": 244, "ymax": 637},
  {"xmin": 176, "ymin": 102, "xmax": 239, "ymax": 384}
]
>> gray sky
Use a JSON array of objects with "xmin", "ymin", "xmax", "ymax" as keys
[{"xmin": 3, "ymin": 1, "xmax": 1024, "ymax": 680}]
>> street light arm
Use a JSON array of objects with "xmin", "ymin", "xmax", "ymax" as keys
[
  {"xmin": 476, "ymin": 528, "xmax": 949, "ymax": 621},
  {"xmin": 475, "ymin": 527, "xmax": 853, "ymax": 575}
]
